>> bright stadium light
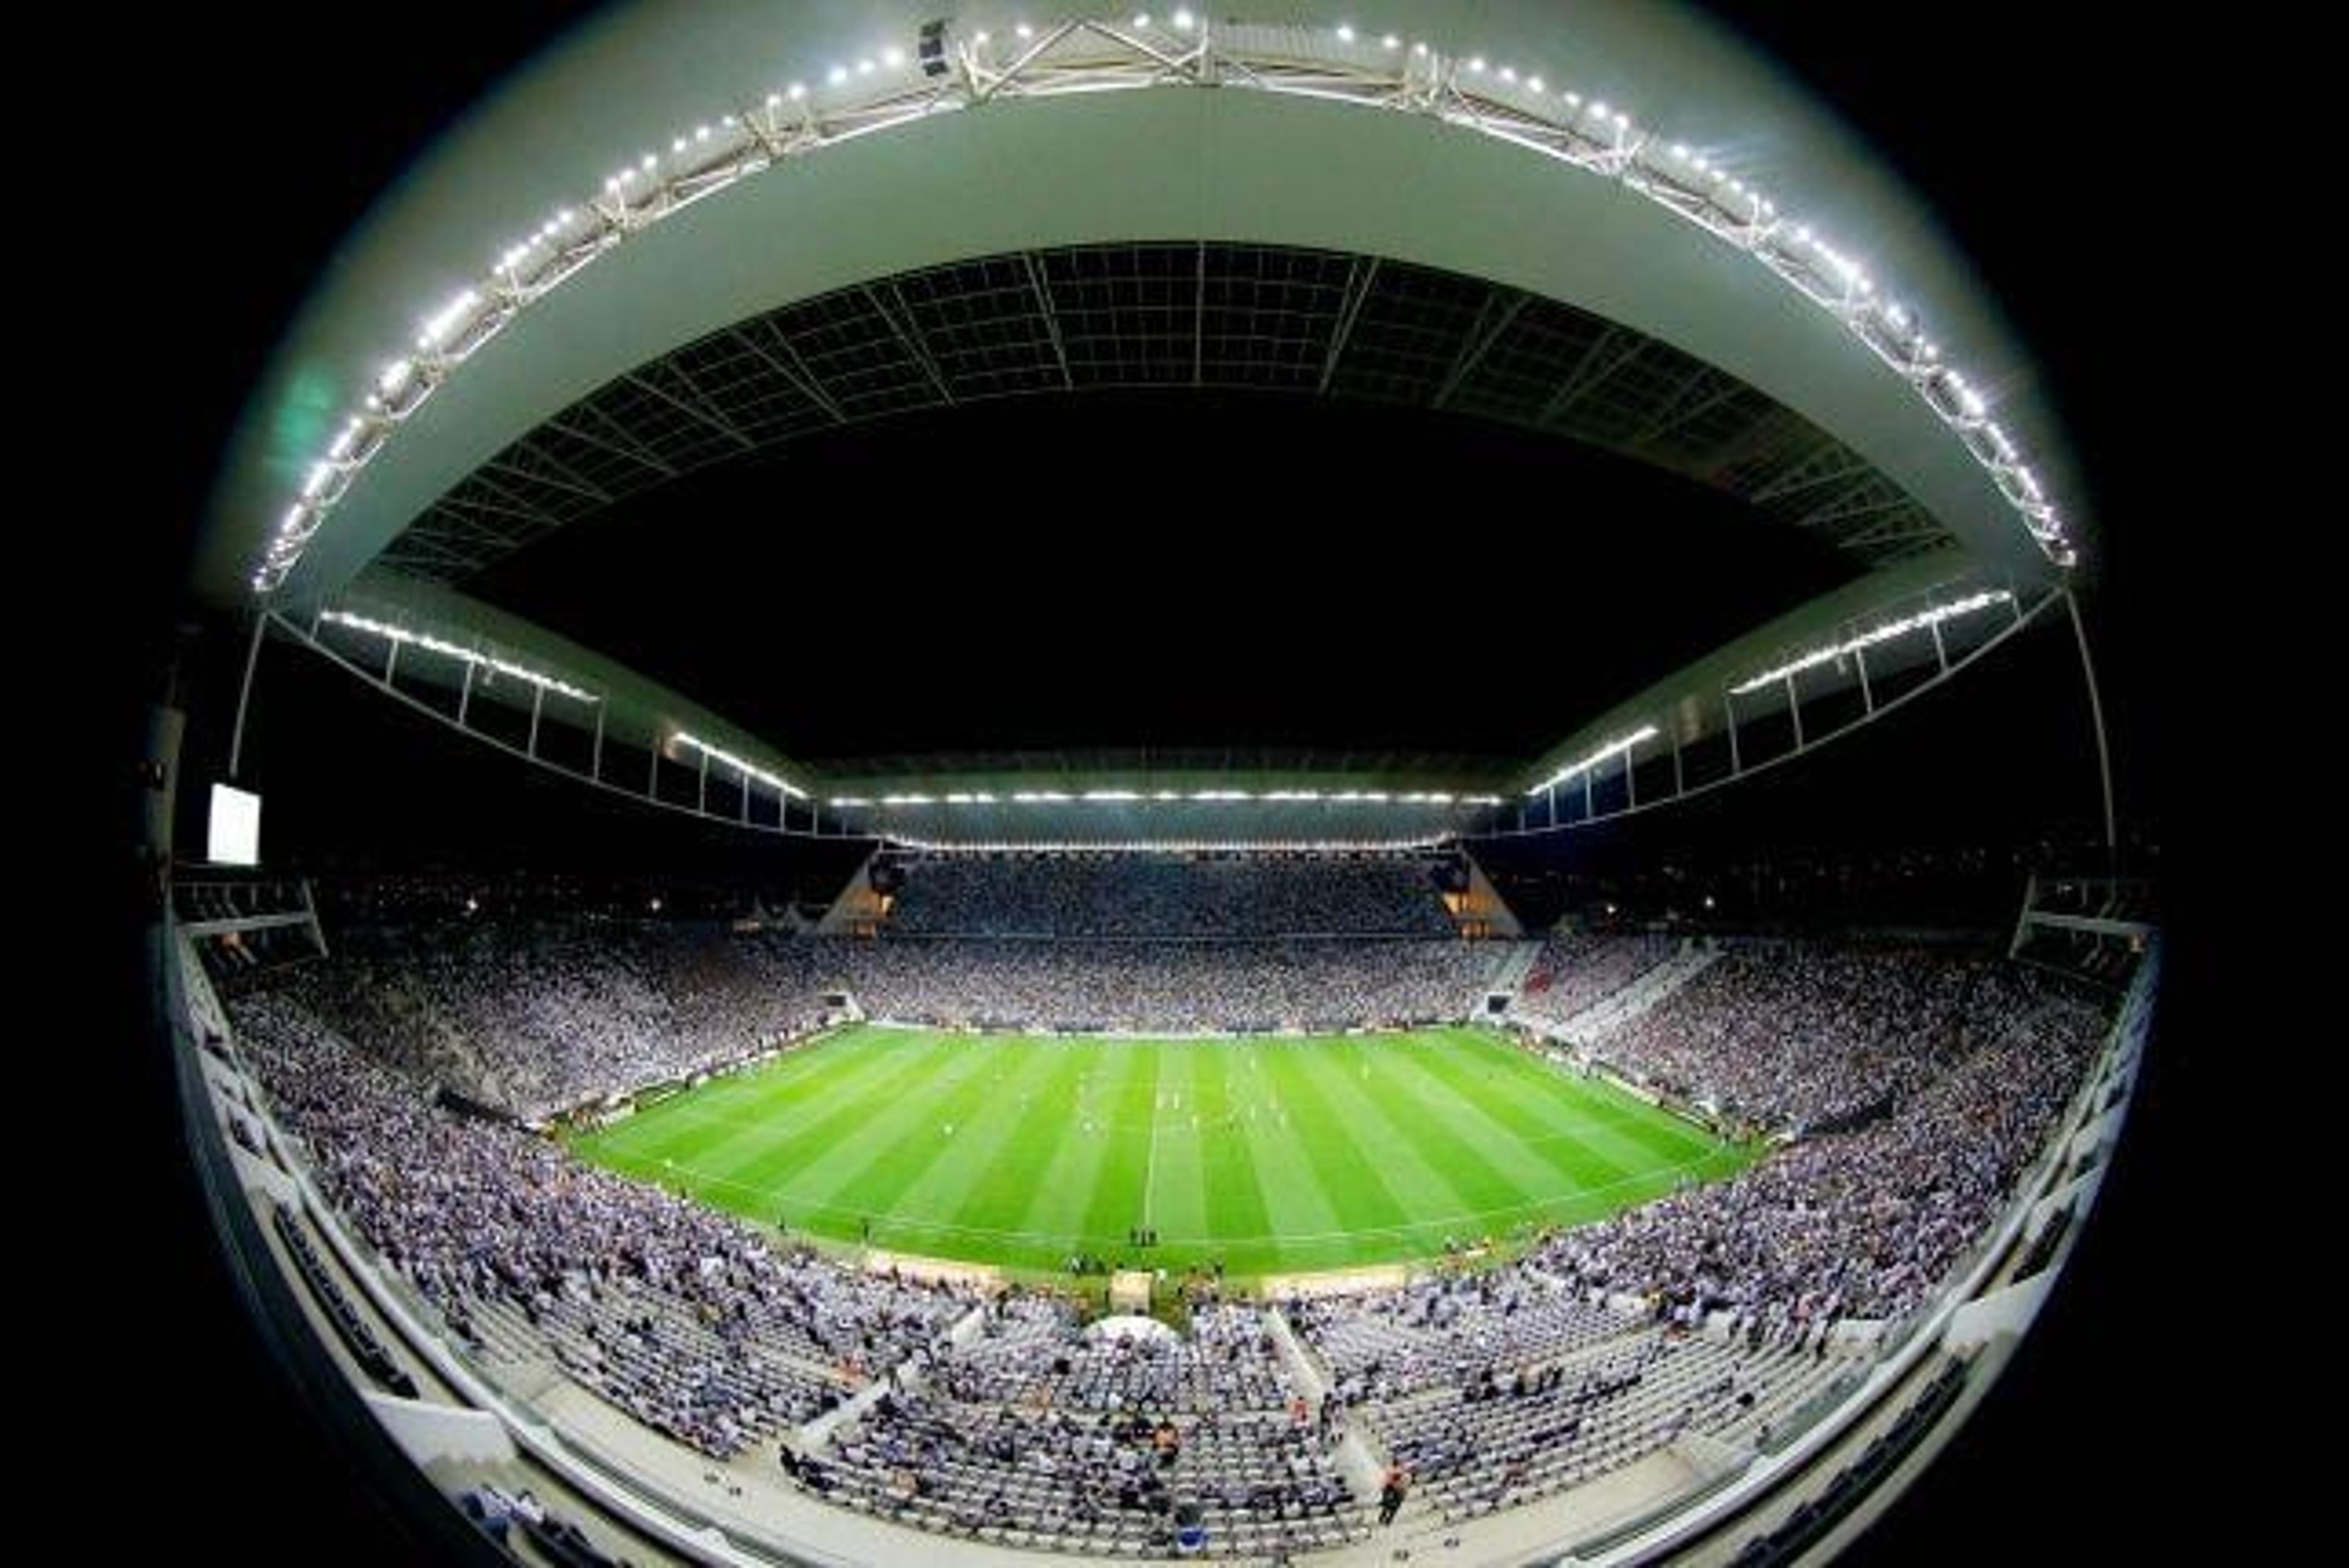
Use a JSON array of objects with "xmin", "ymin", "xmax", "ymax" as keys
[
  {"xmin": 249, "ymin": 14, "xmax": 2082, "ymax": 592},
  {"xmin": 417, "ymin": 289, "xmax": 480, "ymax": 349},
  {"xmin": 1527, "ymin": 725, "xmax": 1660, "ymax": 795},
  {"xmin": 828, "ymin": 797, "xmax": 874, "ymax": 808},
  {"xmin": 886, "ymin": 835, "xmax": 1455, "ymax": 854},
  {"xmin": 1012, "ymin": 790, "xmax": 1072, "ymax": 803},
  {"xmin": 671, "ymin": 731, "xmax": 809, "ymax": 796},
  {"xmin": 1730, "ymin": 589, "xmax": 2017, "ymax": 693},
  {"xmin": 1083, "ymin": 790, "xmax": 1141, "ymax": 801},
  {"xmin": 320, "ymin": 610, "xmax": 599, "ymax": 703}
]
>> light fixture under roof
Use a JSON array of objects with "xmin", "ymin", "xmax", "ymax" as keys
[
  {"xmin": 321, "ymin": 609, "xmax": 599, "ymax": 704},
  {"xmin": 250, "ymin": 13, "xmax": 2081, "ymax": 593},
  {"xmin": 1527, "ymin": 726, "xmax": 1660, "ymax": 796},
  {"xmin": 1731, "ymin": 590, "xmax": 2017, "ymax": 694},
  {"xmin": 672, "ymin": 731, "xmax": 808, "ymax": 796}
]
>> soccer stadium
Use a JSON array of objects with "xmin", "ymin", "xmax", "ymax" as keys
[{"xmin": 115, "ymin": 4, "xmax": 2178, "ymax": 1564}]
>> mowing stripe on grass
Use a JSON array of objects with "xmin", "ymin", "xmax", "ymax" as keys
[
  {"xmin": 1283, "ymin": 1044, "xmax": 1466, "ymax": 1229},
  {"xmin": 1076, "ymin": 1045, "xmax": 1157, "ymax": 1250},
  {"xmin": 565, "ymin": 1027, "xmax": 1755, "ymax": 1279},
  {"xmin": 1193, "ymin": 1044, "xmax": 1276, "ymax": 1252},
  {"xmin": 898, "ymin": 1040, "xmax": 1079, "ymax": 1242},
  {"xmin": 775, "ymin": 1041, "xmax": 1006, "ymax": 1215},
  {"xmin": 1150, "ymin": 1042, "xmax": 1212, "ymax": 1246},
  {"xmin": 1304, "ymin": 1042, "xmax": 1539, "ymax": 1219},
  {"xmin": 1009, "ymin": 1046, "xmax": 1135, "ymax": 1261},
  {"xmin": 1379, "ymin": 1040, "xmax": 1641, "ymax": 1194}
]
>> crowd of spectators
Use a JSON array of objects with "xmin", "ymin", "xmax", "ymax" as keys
[
  {"xmin": 258, "ymin": 923, "xmax": 1501, "ymax": 1121},
  {"xmin": 817, "ymin": 1296, "xmax": 1359, "ymax": 1554},
  {"xmin": 843, "ymin": 939, "xmax": 1496, "ymax": 1033},
  {"xmin": 213, "ymin": 878, "xmax": 2116, "ymax": 1548},
  {"xmin": 881, "ymin": 853, "xmax": 1460, "ymax": 939},
  {"xmin": 273, "ymin": 924, "xmax": 834, "ymax": 1121},
  {"xmin": 1587, "ymin": 944, "xmax": 2060, "ymax": 1133},
  {"xmin": 1531, "ymin": 982, "xmax": 2106, "ymax": 1328},
  {"xmin": 929, "ymin": 1301, "xmax": 1290, "ymax": 1414},
  {"xmin": 229, "ymin": 988, "xmax": 968, "ymax": 1457},
  {"xmin": 1510, "ymin": 934, "xmax": 1680, "ymax": 1028}
]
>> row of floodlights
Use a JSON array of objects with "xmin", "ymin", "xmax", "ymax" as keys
[
  {"xmin": 256, "ymin": 14, "xmax": 2070, "ymax": 593},
  {"xmin": 829, "ymin": 789, "xmax": 1507, "ymax": 808},
  {"xmin": 1731, "ymin": 589, "xmax": 2015, "ymax": 694},
  {"xmin": 1516, "ymin": 587, "xmax": 2019, "ymax": 794},
  {"xmin": 885, "ymin": 835, "xmax": 1455, "ymax": 854},
  {"xmin": 1526, "ymin": 725, "xmax": 1661, "ymax": 797},
  {"xmin": 320, "ymin": 610, "xmax": 598, "ymax": 703},
  {"xmin": 671, "ymin": 731, "xmax": 809, "ymax": 798}
]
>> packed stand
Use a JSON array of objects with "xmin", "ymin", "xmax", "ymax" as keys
[
  {"xmin": 841, "ymin": 939, "xmax": 1493, "ymax": 1033},
  {"xmin": 1589, "ymin": 945, "xmax": 2055, "ymax": 1133},
  {"xmin": 228, "ymin": 987, "xmax": 968, "ymax": 1458},
  {"xmin": 1535, "ymin": 984, "xmax": 2106, "ymax": 1327},
  {"xmin": 258, "ymin": 920, "xmax": 1495, "ymax": 1118},
  {"xmin": 1510, "ymin": 934, "xmax": 1680, "ymax": 1028},
  {"xmin": 273, "ymin": 921, "xmax": 834, "ymax": 1120},
  {"xmin": 882, "ymin": 852, "xmax": 1460, "ymax": 939},
  {"xmin": 218, "ymin": 893, "xmax": 2113, "ymax": 1548}
]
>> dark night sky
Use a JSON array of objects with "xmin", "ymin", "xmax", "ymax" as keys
[
  {"xmin": 72, "ymin": 5, "xmax": 2233, "ymax": 1566},
  {"xmin": 472, "ymin": 390, "xmax": 1854, "ymax": 764}
]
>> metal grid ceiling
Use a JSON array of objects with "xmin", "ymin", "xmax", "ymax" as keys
[{"xmin": 383, "ymin": 241, "xmax": 1950, "ymax": 581}]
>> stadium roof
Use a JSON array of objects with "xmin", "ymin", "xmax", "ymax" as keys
[{"xmin": 201, "ymin": 1, "xmax": 2090, "ymax": 845}]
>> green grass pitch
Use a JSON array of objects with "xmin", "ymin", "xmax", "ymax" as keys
[{"xmin": 566, "ymin": 1025, "xmax": 1757, "ymax": 1280}]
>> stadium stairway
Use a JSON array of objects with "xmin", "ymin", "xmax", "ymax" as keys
[
  {"xmin": 1268, "ymin": 1308, "xmax": 1386, "ymax": 1503},
  {"xmin": 1483, "ymin": 940, "xmax": 1544, "ymax": 998},
  {"xmin": 1568, "ymin": 942, "xmax": 1723, "ymax": 1041}
]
